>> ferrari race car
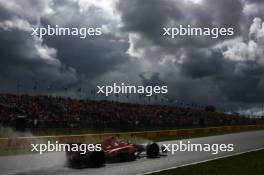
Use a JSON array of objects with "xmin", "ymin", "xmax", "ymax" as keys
[{"xmin": 66, "ymin": 137, "xmax": 166, "ymax": 168}]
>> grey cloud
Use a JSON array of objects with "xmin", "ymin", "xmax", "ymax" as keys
[
  {"xmin": 0, "ymin": 28, "xmax": 78, "ymax": 92},
  {"xmin": 0, "ymin": 0, "xmax": 264, "ymax": 112},
  {"xmin": 117, "ymin": 0, "xmax": 244, "ymax": 52},
  {"xmin": 41, "ymin": 0, "xmax": 131, "ymax": 81},
  {"xmin": 139, "ymin": 72, "xmax": 166, "ymax": 86},
  {"xmin": 44, "ymin": 35, "xmax": 130, "ymax": 80},
  {"xmin": 180, "ymin": 50, "xmax": 224, "ymax": 79},
  {"xmin": 0, "ymin": 0, "xmax": 130, "ymax": 94},
  {"xmin": 116, "ymin": 0, "xmax": 264, "ymax": 110}
]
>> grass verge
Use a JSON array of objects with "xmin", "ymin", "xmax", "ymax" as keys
[{"xmin": 150, "ymin": 149, "xmax": 264, "ymax": 175}]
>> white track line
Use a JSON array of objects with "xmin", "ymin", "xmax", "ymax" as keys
[{"xmin": 138, "ymin": 147, "xmax": 264, "ymax": 175}]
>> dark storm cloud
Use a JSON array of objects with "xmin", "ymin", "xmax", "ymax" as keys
[
  {"xmin": 117, "ymin": 0, "xmax": 264, "ymax": 110},
  {"xmin": 246, "ymin": 0, "xmax": 264, "ymax": 3},
  {"xmin": 44, "ymin": 34, "xmax": 129, "ymax": 80},
  {"xmin": 177, "ymin": 46, "xmax": 264, "ymax": 106},
  {"xmin": 0, "ymin": 6, "xmax": 11, "ymax": 20},
  {"xmin": 0, "ymin": 0, "xmax": 79, "ymax": 92},
  {"xmin": 0, "ymin": 0, "xmax": 264, "ymax": 112},
  {"xmin": 180, "ymin": 50, "xmax": 224, "ymax": 79},
  {"xmin": 139, "ymin": 72, "xmax": 166, "ymax": 86},
  {"xmin": 178, "ymin": 46, "xmax": 264, "ymax": 105},
  {"xmin": 244, "ymin": 0, "xmax": 264, "ymax": 19},
  {"xmin": 117, "ymin": 0, "xmax": 181, "ymax": 34},
  {"xmin": 0, "ymin": 0, "xmax": 130, "ymax": 94},
  {"xmin": 41, "ymin": 0, "xmax": 131, "ymax": 80},
  {"xmin": 203, "ymin": 0, "xmax": 243, "ymax": 27},
  {"xmin": 117, "ymin": 0, "xmax": 244, "ymax": 51},
  {"xmin": 0, "ymin": 27, "xmax": 78, "ymax": 92}
]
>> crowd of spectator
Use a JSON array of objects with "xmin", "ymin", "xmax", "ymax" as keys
[{"xmin": 0, "ymin": 94, "xmax": 263, "ymax": 130}]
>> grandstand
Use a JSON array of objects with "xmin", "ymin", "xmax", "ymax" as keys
[{"xmin": 0, "ymin": 94, "xmax": 263, "ymax": 131}]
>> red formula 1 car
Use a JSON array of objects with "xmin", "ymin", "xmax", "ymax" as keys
[{"xmin": 66, "ymin": 137, "xmax": 166, "ymax": 168}]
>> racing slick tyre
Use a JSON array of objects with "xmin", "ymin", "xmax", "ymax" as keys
[
  {"xmin": 84, "ymin": 150, "xmax": 106, "ymax": 167},
  {"xmin": 146, "ymin": 143, "xmax": 160, "ymax": 158},
  {"xmin": 66, "ymin": 143, "xmax": 105, "ymax": 168}
]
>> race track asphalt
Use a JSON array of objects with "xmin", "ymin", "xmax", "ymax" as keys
[{"xmin": 1, "ymin": 130, "xmax": 264, "ymax": 175}]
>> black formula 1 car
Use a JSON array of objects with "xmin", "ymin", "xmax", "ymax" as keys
[{"xmin": 66, "ymin": 137, "xmax": 167, "ymax": 168}]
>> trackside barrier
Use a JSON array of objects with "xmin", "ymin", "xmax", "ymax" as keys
[{"xmin": 0, "ymin": 125, "xmax": 264, "ymax": 153}]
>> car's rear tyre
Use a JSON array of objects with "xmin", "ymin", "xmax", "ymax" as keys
[
  {"xmin": 146, "ymin": 143, "xmax": 159, "ymax": 158},
  {"xmin": 84, "ymin": 150, "xmax": 106, "ymax": 167}
]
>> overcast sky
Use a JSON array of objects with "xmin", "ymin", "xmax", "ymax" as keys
[{"xmin": 0, "ymin": 0, "xmax": 264, "ymax": 113}]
